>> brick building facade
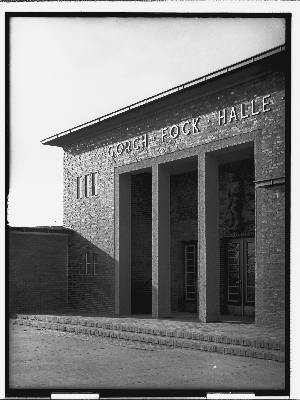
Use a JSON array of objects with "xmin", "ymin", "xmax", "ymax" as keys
[{"xmin": 42, "ymin": 45, "xmax": 287, "ymax": 328}]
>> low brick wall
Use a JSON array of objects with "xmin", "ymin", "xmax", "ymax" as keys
[{"xmin": 9, "ymin": 230, "xmax": 69, "ymax": 314}]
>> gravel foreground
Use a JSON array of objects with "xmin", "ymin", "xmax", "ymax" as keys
[{"xmin": 9, "ymin": 323, "xmax": 286, "ymax": 391}]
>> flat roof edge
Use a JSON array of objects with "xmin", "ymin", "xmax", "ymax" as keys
[{"xmin": 9, "ymin": 226, "xmax": 74, "ymax": 234}]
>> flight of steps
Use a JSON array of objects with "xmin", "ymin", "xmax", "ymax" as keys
[{"xmin": 11, "ymin": 314, "xmax": 285, "ymax": 363}]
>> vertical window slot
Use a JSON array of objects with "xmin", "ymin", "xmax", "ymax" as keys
[
  {"xmin": 86, "ymin": 251, "xmax": 92, "ymax": 274},
  {"xmin": 77, "ymin": 177, "xmax": 82, "ymax": 199},
  {"xmin": 85, "ymin": 175, "xmax": 89, "ymax": 197},
  {"xmin": 92, "ymin": 172, "xmax": 98, "ymax": 196}
]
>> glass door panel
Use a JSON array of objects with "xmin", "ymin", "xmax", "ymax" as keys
[
  {"xmin": 227, "ymin": 241, "xmax": 241, "ymax": 303},
  {"xmin": 226, "ymin": 238, "xmax": 255, "ymax": 315},
  {"xmin": 244, "ymin": 239, "xmax": 255, "ymax": 305},
  {"xmin": 185, "ymin": 245, "xmax": 196, "ymax": 301}
]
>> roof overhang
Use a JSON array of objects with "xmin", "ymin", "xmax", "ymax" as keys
[
  {"xmin": 9, "ymin": 226, "xmax": 74, "ymax": 235},
  {"xmin": 41, "ymin": 45, "xmax": 286, "ymax": 148}
]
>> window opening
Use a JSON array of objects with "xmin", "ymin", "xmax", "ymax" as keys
[
  {"xmin": 185, "ymin": 245, "xmax": 196, "ymax": 300},
  {"xmin": 92, "ymin": 172, "xmax": 98, "ymax": 196},
  {"xmin": 93, "ymin": 252, "xmax": 98, "ymax": 274},
  {"xmin": 85, "ymin": 175, "xmax": 89, "ymax": 197},
  {"xmin": 86, "ymin": 252, "xmax": 92, "ymax": 274},
  {"xmin": 77, "ymin": 177, "xmax": 82, "ymax": 199}
]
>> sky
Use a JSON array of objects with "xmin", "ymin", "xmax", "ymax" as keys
[{"xmin": 8, "ymin": 16, "xmax": 287, "ymax": 227}]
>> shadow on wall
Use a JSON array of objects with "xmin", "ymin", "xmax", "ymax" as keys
[
  {"xmin": 67, "ymin": 231, "xmax": 116, "ymax": 315},
  {"xmin": 9, "ymin": 229, "xmax": 117, "ymax": 316}
]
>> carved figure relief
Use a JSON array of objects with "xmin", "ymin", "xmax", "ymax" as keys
[{"xmin": 221, "ymin": 172, "xmax": 243, "ymax": 231}]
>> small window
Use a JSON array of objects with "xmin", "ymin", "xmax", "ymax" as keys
[
  {"xmin": 93, "ymin": 252, "xmax": 99, "ymax": 275},
  {"xmin": 85, "ymin": 175, "xmax": 89, "ymax": 198},
  {"xmin": 77, "ymin": 177, "xmax": 82, "ymax": 199},
  {"xmin": 86, "ymin": 252, "xmax": 93, "ymax": 274},
  {"xmin": 78, "ymin": 251, "xmax": 98, "ymax": 275},
  {"xmin": 92, "ymin": 172, "xmax": 98, "ymax": 196}
]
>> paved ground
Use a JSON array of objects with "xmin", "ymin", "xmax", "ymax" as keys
[{"xmin": 9, "ymin": 323, "xmax": 285, "ymax": 391}]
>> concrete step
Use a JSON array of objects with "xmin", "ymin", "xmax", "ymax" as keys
[{"xmin": 11, "ymin": 315, "xmax": 285, "ymax": 363}]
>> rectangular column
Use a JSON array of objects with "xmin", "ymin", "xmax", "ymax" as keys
[
  {"xmin": 152, "ymin": 163, "xmax": 171, "ymax": 318},
  {"xmin": 115, "ymin": 173, "xmax": 131, "ymax": 315},
  {"xmin": 198, "ymin": 152, "xmax": 219, "ymax": 322}
]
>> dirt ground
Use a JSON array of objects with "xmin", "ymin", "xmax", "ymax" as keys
[{"xmin": 9, "ymin": 323, "xmax": 285, "ymax": 391}]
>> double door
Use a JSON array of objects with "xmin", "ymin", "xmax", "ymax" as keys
[{"xmin": 226, "ymin": 238, "xmax": 255, "ymax": 316}]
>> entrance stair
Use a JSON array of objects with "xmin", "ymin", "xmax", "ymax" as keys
[{"xmin": 11, "ymin": 312, "xmax": 285, "ymax": 363}]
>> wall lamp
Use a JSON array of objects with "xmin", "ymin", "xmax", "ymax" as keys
[{"xmin": 254, "ymin": 176, "xmax": 285, "ymax": 199}]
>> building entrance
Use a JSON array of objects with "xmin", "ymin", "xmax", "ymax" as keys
[{"xmin": 226, "ymin": 238, "xmax": 255, "ymax": 317}]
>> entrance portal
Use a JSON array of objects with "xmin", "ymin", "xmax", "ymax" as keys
[{"xmin": 226, "ymin": 238, "xmax": 255, "ymax": 317}]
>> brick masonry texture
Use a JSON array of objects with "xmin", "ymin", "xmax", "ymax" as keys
[
  {"xmin": 11, "ymin": 315, "xmax": 286, "ymax": 362},
  {"xmin": 67, "ymin": 232, "xmax": 114, "ymax": 314},
  {"xmin": 255, "ymin": 189, "xmax": 285, "ymax": 328},
  {"xmin": 62, "ymin": 54, "xmax": 286, "ymax": 327},
  {"xmin": 9, "ymin": 233, "xmax": 68, "ymax": 314}
]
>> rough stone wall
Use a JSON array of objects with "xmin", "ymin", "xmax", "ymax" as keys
[
  {"xmin": 9, "ymin": 233, "xmax": 68, "ymax": 314},
  {"xmin": 63, "ymin": 55, "xmax": 285, "ymax": 326}
]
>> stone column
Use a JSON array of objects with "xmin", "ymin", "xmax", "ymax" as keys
[
  {"xmin": 152, "ymin": 163, "xmax": 171, "ymax": 318},
  {"xmin": 198, "ymin": 152, "xmax": 219, "ymax": 322},
  {"xmin": 115, "ymin": 173, "xmax": 131, "ymax": 315}
]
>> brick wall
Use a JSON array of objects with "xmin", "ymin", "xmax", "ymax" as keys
[
  {"xmin": 62, "ymin": 53, "xmax": 286, "ymax": 327},
  {"xmin": 256, "ymin": 189, "xmax": 285, "ymax": 327},
  {"xmin": 67, "ymin": 232, "xmax": 115, "ymax": 314},
  {"xmin": 9, "ymin": 232, "xmax": 68, "ymax": 314}
]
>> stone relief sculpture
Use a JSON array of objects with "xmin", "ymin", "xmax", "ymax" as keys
[{"xmin": 221, "ymin": 172, "xmax": 243, "ymax": 231}]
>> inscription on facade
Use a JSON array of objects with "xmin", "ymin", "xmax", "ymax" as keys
[
  {"xmin": 218, "ymin": 95, "xmax": 271, "ymax": 126},
  {"xmin": 108, "ymin": 94, "xmax": 272, "ymax": 157}
]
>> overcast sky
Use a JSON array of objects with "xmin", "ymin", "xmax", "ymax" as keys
[{"xmin": 8, "ymin": 16, "xmax": 286, "ymax": 227}]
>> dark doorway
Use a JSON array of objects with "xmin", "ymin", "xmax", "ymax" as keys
[
  {"xmin": 131, "ymin": 172, "xmax": 152, "ymax": 314},
  {"xmin": 225, "ymin": 238, "xmax": 255, "ymax": 317}
]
